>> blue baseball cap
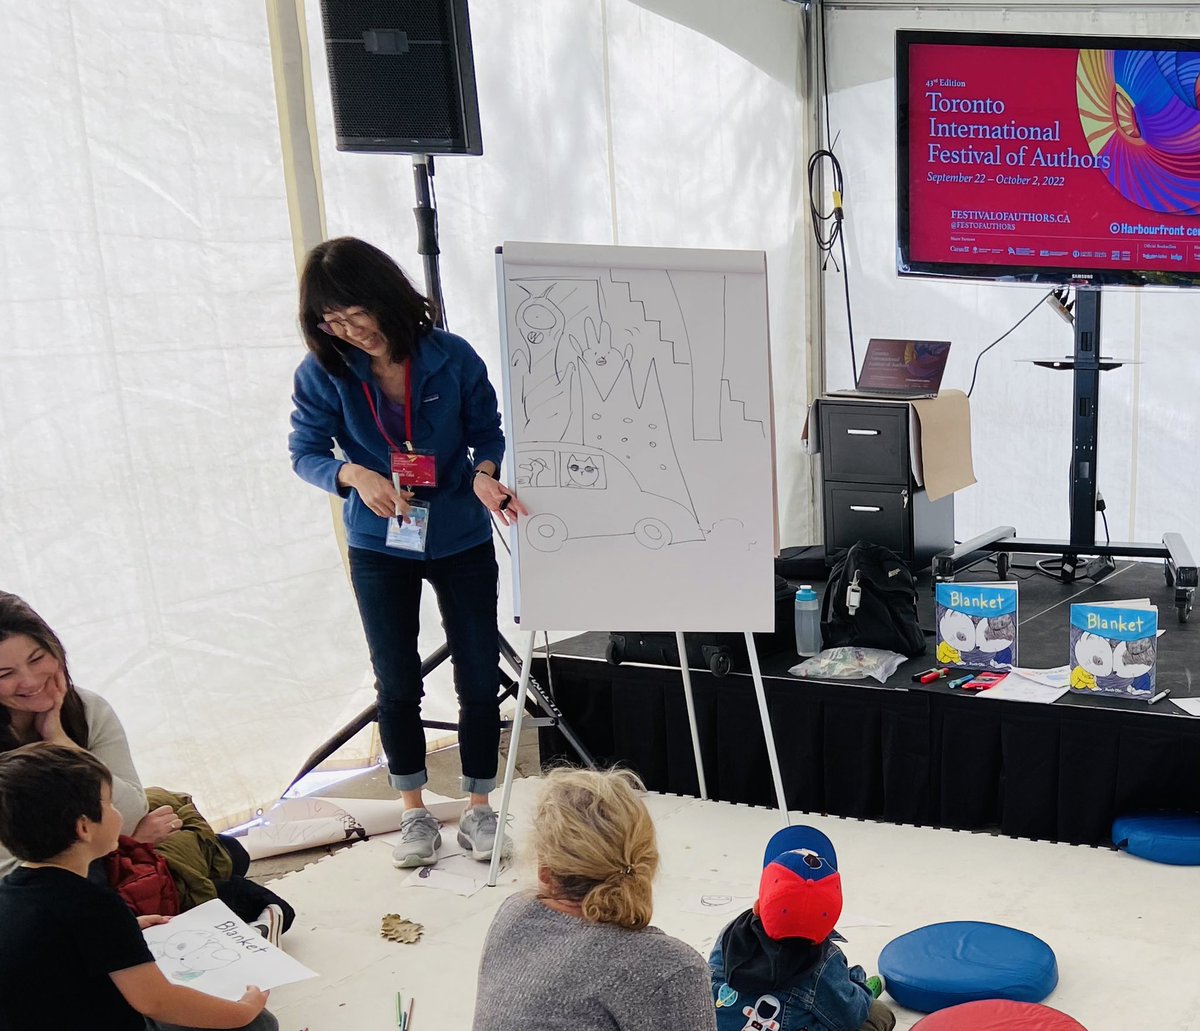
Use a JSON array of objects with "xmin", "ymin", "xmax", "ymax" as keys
[
  {"xmin": 757, "ymin": 824, "xmax": 842, "ymax": 943},
  {"xmin": 762, "ymin": 825, "xmax": 838, "ymax": 871}
]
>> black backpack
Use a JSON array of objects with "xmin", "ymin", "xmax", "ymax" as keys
[{"xmin": 820, "ymin": 541, "xmax": 926, "ymax": 657}]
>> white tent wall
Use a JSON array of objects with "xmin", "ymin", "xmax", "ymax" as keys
[
  {"xmin": 0, "ymin": 1, "xmax": 370, "ymax": 826},
  {"xmin": 0, "ymin": 1, "xmax": 809, "ymax": 824},
  {"xmin": 820, "ymin": 2, "xmax": 1200, "ymax": 551}
]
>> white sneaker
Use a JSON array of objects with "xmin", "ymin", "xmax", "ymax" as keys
[
  {"xmin": 457, "ymin": 805, "xmax": 512, "ymax": 862},
  {"xmin": 392, "ymin": 808, "xmax": 442, "ymax": 868},
  {"xmin": 251, "ymin": 903, "xmax": 284, "ymax": 948}
]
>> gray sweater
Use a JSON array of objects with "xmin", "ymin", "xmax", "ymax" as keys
[{"xmin": 473, "ymin": 893, "xmax": 717, "ymax": 1031}]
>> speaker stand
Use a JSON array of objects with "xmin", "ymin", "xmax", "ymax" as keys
[
  {"xmin": 286, "ymin": 635, "xmax": 596, "ymax": 792},
  {"xmin": 412, "ymin": 155, "xmax": 445, "ymax": 324}
]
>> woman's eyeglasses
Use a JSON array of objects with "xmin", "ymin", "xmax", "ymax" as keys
[{"xmin": 317, "ymin": 310, "xmax": 373, "ymax": 335}]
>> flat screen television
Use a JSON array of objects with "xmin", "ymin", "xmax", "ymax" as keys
[{"xmin": 896, "ymin": 30, "xmax": 1200, "ymax": 287}]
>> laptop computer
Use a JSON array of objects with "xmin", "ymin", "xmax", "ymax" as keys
[{"xmin": 827, "ymin": 338, "xmax": 951, "ymax": 400}]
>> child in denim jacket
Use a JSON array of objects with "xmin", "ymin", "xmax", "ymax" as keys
[{"xmin": 709, "ymin": 825, "xmax": 894, "ymax": 1031}]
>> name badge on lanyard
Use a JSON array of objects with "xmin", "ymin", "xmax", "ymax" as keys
[
  {"xmin": 386, "ymin": 500, "xmax": 431, "ymax": 553},
  {"xmin": 361, "ymin": 363, "xmax": 438, "ymax": 488}
]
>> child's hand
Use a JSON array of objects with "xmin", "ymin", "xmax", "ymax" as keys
[
  {"xmin": 136, "ymin": 915, "xmax": 171, "ymax": 930},
  {"xmin": 238, "ymin": 986, "xmax": 270, "ymax": 1017}
]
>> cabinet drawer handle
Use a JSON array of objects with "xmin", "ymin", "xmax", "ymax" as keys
[
  {"xmin": 849, "ymin": 505, "xmax": 882, "ymax": 513},
  {"xmin": 846, "ymin": 428, "xmax": 880, "ymax": 436}
]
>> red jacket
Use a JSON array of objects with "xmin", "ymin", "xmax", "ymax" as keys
[{"xmin": 104, "ymin": 835, "xmax": 180, "ymax": 917}]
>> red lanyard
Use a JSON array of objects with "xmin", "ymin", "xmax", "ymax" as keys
[{"xmin": 361, "ymin": 361, "xmax": 413, "ymax": 452}]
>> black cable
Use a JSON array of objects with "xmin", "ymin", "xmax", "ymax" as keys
[
  {"xmin": 1101, "ymin": 508, "xmax": 1111, "ymax": 546},
  {"xmin": 984, "ymin": 555, "xmax": 1039, "ymax": 580},
  {"xmin": 542, "ymin": 631, "xmax": 556, "ymax": 701},
  {"xmin": 807, "ymin": 0, "xmax": 857, "ymax": 381},
  {"xmin": 966, "ymin": 289, "xmax": 1054, "ymax": 398},
  {"xmin": 1006, "ymin": 567, "xmax": 1040, "ymax": 581},
  {"xmin": 1035, "ymin": 556, "xmax": 1087, "ymax": 579}
]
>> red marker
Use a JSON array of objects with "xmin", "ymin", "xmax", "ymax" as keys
[{"xmin": 918, "ymin": 668, "xmax": 951, "ymax": 684}]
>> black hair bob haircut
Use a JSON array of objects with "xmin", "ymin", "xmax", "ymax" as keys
[{"xmin": 298, "ymin": 237, "xmax": 439, "ymax": 375}]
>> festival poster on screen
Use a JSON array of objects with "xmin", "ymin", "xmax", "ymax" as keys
[{"xmin": 906, "ymin": 43, "xmax": 1200, "ymax": 275}]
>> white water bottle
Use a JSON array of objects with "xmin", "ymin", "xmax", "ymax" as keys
[{"xmin": 794, "ymin": 585, "xmax": 821, "ymax": 657}]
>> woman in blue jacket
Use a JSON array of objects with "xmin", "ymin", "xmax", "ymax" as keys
[{"xmin": 289, "ymin": 237, "xmax": 527, "ymax": 869}]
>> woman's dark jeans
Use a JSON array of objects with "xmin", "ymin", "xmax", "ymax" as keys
[{"xmin": 348, "ymin": 541, "xmax": 500, "ymax": 795}]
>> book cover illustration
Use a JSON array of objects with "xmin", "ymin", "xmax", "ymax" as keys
[
  {"xmin": 934, "ymin": 582, "xmax": 1018, "ymax": 670},
  {"xmin": 1069, "ymin": 601, "xmax": 1157, "ymax": 698}
]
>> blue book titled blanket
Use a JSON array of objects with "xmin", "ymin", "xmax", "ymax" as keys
[
  {"xmin": 1069, "ymin": 600, "xmax": 1157, "ymax": 698},
  {"xmin": 934, "ymin": 581, "xmax": 1018, "ymax": 670}
]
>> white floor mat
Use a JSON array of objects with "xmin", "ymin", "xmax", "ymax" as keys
[{"xmin": 265, "ymin": 781, "xmax": 1200, "ymax": 1031}]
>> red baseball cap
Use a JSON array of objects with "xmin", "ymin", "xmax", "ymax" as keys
[{"xmin": 757, "ymin": 825, "xmax": 843, "ymax": 943}]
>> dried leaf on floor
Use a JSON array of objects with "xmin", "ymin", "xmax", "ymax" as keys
[{"xmin": 380, "ymin": 913, "xmax": 424, "ymax": 944}]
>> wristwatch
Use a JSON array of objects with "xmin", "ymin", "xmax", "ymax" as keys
[{"xmin": 474, "ymin": 466, "xmax": 499, "ymax": 479}]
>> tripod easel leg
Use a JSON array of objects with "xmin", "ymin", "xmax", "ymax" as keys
[
  {"xmin": 489, "ymin": 630, "xmax": 535, "ymax": 886},
  {"xmin": 745, "ymin": 631, "xmax": 789, "ymax": 824},
  {"xmin": 674, "ymin": 631, "xmax": 708, "ymax": 800}
]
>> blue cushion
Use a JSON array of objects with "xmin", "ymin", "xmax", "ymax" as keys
[
  {"xmin": 879, "ymin": 921, "xmax": 1058, "ymax": 1013},
  {"xmin": 1113, "ymin": 812, "xmax": 1200, "ymax": 866}
]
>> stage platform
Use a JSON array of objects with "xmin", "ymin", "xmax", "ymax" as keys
[{"xmin": 534, "ymin": 557, "xmax": 1200, "ymax": 846}]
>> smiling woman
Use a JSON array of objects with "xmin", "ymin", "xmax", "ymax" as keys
[
  {"xmin": 0, "ymin": 593, "xmax": 294, "ymax": 934},
  {"xmin": 0, "ymin": 594, "xmax": 149, "ymax": 868},
  {"xmin": 289, "ymin": 237, "xmax": 530, "ymax": 872}
]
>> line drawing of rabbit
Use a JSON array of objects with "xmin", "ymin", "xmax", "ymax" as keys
[{"xmin": 568, "ymin": 317, "xmax": 632, "ymax": 397}]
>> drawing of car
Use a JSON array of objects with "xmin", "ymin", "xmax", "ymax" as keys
[{"xmin": 515, "ymin": 442, "xmax": 703, "ymax": 552}]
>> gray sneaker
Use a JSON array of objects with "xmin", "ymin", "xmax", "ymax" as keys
[
  {"xmin": 392, "ymin": 808, "xmax": 442, "ymax": 868},
  {"xmin": 457, "ymin": 805, "xmax": 512, "ymax": 862}
]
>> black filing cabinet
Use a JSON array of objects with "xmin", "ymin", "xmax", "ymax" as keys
[{"xmin": 818, "ymin": 399, "xmax": 954, "ymax": 570}]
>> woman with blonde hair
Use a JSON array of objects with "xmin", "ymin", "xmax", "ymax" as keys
[{"xmin": 472, "ymin": 768, "xmax": 716, "ymax": 1030}]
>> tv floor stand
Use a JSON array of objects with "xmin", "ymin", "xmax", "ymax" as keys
[{"xmin": 933, "ymin": 288, "xmax": 1198, "ymax": 622}]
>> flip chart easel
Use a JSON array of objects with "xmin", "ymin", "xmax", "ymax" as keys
[
  {"xmin": 487, "ymin": 240, "xmax": 789, "ymax": 886},
  {"xmin": 488, "ymin": 629, "xmax": 789, "ymax": 886}
]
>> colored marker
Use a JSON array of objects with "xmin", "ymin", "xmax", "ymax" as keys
[
  {"xmin": 946, "ymin": 675, "xmax": 973, "ymax": 690},
  {"xmin": 919, "ymin": 668, "xmax": 951, "ymax": 684},
  {"xmin": 1148, "ymin": 689, "xmax": 1171, "ymax": 705},
  {"xmin": 912, "ymin": 667, "xmax": 941, "ymax": 681}
]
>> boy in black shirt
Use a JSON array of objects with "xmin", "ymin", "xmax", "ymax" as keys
[{"xmin": 0, "ymin": 742, "xmax": 277, "ymax": 1031}]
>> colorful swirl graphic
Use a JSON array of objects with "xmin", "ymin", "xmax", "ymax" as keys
[{"xmin": 1077, "ymin": 48, "xmax": 1200, "ymax": 214}]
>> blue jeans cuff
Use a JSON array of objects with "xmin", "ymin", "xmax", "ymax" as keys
[
  {"xmin": 389, "ymin": 769, "xmax": 428, "ymax": 792},
  {"xmin": 462, "ymin": 775, "xmax": 497, "ymax": 795}
]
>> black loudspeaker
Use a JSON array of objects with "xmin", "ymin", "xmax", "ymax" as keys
[{"xmin": 319, "ymin": 0, "xmax": 483, "ymax": 155}]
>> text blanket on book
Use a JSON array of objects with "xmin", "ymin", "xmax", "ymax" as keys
[
  {"xmin": 1069, "ymin": 600, "xmax": 1157, "ymax": 698},
  {"xmin": 934, "ymin": 581, "xmax": 1018, "ymax": 669}
]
